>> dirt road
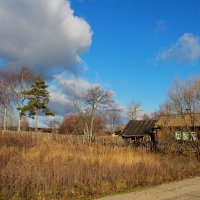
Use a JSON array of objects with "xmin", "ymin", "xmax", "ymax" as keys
[{"xmin": 97, "ymin": 177, "xmax": 200, "ymax": 200}]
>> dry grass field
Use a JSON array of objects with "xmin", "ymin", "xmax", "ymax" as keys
[{"xmin": 0, "ymin": 132, "xmax": 200, "ymax": 200}]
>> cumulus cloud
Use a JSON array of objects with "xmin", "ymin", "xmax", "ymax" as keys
[
  {"xmin": 48, "ymin": 75, "xmax": 98, "ymax": 115},
  {"xmin": 54, "ymin": 74, "xmax": 98, "ymax": 97},
  {"xmin": 0, "ymin": 0, "xmax": 92, "ymax": 76},
  {"xmin": 157, "ymin": 33, "xmax": 200, "ymax": 63},
  {"xmin": 48, "ymin": 88, "xmax": 72, "ymax": 115}
]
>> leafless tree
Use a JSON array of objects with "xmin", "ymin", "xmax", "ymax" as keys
[
  {"xmin": 48, "ymin": 118, "xmax": 62, "ymax": 133},
  {"xmin": 21, "ymin": 116, "xmax": 29, "ymax": 130},
  {"xmin": 127, "ymin": 101, "xmax": 141, "ymax": 120},
  {"xmin": 0, "ymin": 71, "xmax": 16, "ymax": 131},
  {"xmin": 165, "ymin": 78, "xmax": 200, "ymax": 115},
  {"xmin": 72, "ymin": 97, "xmax": 89, "ymax": 138},
  {"xmin": 107, "ymin": 106, "xmax": 121, "ymax": 132},
  {"xmin": 151, "ymin": 102, "xmax": 172, "ymax": 120},
  {"xmin": 142, "ymin": 113, "xmax": 150, "ymax": 120},
  {"xmin": 73, "ymin": 86, "xmax": 114, "ymax": 142},
  {"xmin": 13, "ymin": 67, "xmax": 34, "ymax": 132}
]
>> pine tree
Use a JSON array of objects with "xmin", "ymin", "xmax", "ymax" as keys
[{"xmin": 19, "ymin": 76, "xmax": 54, "ymax": 132}]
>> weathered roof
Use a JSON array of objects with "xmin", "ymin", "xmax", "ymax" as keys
[
  {"xmin": 121, "ymin": 120, "xmax": 157, "ymax": 137},
  {"xmin": 157, "ymin": 113, "xmax": 200, "ymax": 127}
]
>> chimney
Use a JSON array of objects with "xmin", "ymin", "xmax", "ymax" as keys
[{"xmin": 186, "ymin": 108, "xmax": 191, "ymax": 114}]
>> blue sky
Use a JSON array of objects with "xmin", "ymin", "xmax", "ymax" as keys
[
  {"xmin": 0, "ymin": 0, "xmax": 200, "ymax": 119},
  {"xmin": 70, "ymin": 0, "xmax": 200, "ymax": 111}
]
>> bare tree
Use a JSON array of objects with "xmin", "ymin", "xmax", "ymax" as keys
[
  {"xmin": 13, "ymin": 67, "xmax": 34, "ymax": 132},
  {"xmin": 72, "ymin": 98, "xmax": 90, "ymax": 138},
  {"xmin": 151, "ymin": 102, "xmax": 173, "ymax": 120},
  {"xmin": 21, "ymin": 116, "xmax": 29, "ymax": 131},
  {"xmin": 73, "ymin": 86, "xmax": 113, "ymax": 142},
  {"xmin": 127, "ymin": 101, "xmax": 141, "ymax": 120},
  {"xmin": 142, "ymin": 113, "xmax": 150, "ymax": 120},
  {"xmin": 151, "ymin": 111, "xmax": 163, "ymax": 120},
  {"xmin": 48, "ymin": 118, "xmax": 62, "ymax": 133},
  {"xmin": 0, "ymin": 71, "xmax": 16, "ymax": 131},
  {"xmin": 107, "ymin": 106, "xmax": 121, "ymax": 132}
]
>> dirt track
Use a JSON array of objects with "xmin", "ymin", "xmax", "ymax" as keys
[{"xmin": 97, "ymin": 177, "xmax": 200, "ymax": 200}]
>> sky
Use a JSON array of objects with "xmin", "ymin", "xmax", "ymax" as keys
[
  {"xmin": 0, "ymin": 0, "xmax": 200, "ymax": 122},
  {"xmin": 70, "ymin": 0, "xmax": 200, "ymax": 111}
]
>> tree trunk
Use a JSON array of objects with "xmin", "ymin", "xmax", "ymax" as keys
[
  {"xmin": 89, "ymin": 115, "xmax": 95, "ymax": 143},
  {"xmin": 35, "ymin": 111, "xmax": 38, "ymax": 132},
  {"xmin": 84, "ymin": 122, "xmax": 90, "ymax": 142},
  {"xmin": 18, "ymin": 111, "xmax": 21, "ymax": 133},
  {"xmin": 3, "ymin": 107, "xmax": 7, "ymax": 132}
]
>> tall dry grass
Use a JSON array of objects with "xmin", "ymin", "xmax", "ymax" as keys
[{"xmin": 0, "ymin": 133, "xmax": 200, "ymax": 200}]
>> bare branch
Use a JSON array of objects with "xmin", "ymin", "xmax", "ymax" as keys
[
  {"xmin": 72, "ymin": 85, "xmax": 114, "ymax": 142},
  {"xmin": 127, "ymin": 101, "xmax": 141, "ymax": 120}
]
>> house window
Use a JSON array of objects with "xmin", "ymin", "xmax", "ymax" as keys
[
  {"xmin": 182, "ymin": 132, "xmax": 189, "ymax": 141},
  {"xmin": 190, "ymin": 132, "xmax": 197, "ymax": 141},
  {"xmin": 175, "ymin": 132, "xmax": 182, "ymax": 140},
  {"xmin": 175, "ymin": 131, "xmax": 197, "ymax": 141}
]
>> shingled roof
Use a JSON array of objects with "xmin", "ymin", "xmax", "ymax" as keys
[{"xmin": 121, "ymin": 120, "xmax": 157, "ymax": 137}]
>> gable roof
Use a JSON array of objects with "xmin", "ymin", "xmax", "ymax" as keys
[
  {"xmin": 157, "ymin": 113, "xmax": 200, "ymax": 127},
  {"xmin": 121, "ymin": 120, "xmax": 157, "ymax": 137}
]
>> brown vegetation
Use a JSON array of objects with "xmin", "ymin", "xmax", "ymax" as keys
[
  {"xmin": 59, "ymin": 114, "xmax": 106, "ymax": 135},
  {"xmin": 0, "ymin": 132, "xmax": 200, "ymax": 200}
]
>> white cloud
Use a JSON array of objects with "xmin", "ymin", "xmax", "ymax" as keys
[
  {"xmin": 49, "ymin": 88, "xmax": 71, "ymax": 106},
  {"xmin": 54, "ymin": 73, "xmax": 98, "ymax": 97},
  {"xmin": 28, "ymin": 115, "xmax": 63, "ymax": 128},
  {"xmin": 48, "ymin": 87, "xmax": 73, "ymax": 115},
  {"xmin": 0, "ymin": 0, "xmax": 92, "ymax": 76},
  {"xmin": 48, "ymin": 74, "xmax": 98, "ymax": 115},
  {"xmin": 157, "ymin": 33, "xmax": 200, "ymax": 63}
]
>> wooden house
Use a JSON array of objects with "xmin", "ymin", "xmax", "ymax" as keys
[
  {"xmin": 156, "ymin": 113, "xmax": 200, "ymax": 141},
  {"xmin": 121, "ymin": 120, "xmax": 158, "ymax": 143}
]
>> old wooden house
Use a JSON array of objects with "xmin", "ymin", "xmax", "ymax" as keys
[
  {"xmin": 121, "ymin": 120, "xmax": 158, "ymax": 143},
  {"xmin": 157, "ymin": 113, "xmax": 200, "ymax": 141},
  {"xmin": 121, "ymin": 111, "xmax": 200, "ymax": 147}
]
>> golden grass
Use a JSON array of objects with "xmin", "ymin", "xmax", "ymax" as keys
[{"xmin": 0, "ymin": 133, "xmax": 200, "ymax": 200}]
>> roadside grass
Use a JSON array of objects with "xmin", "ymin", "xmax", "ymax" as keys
[{"xmin": 0, "ymin": 133, "xmax": 200, "ymax": 200}]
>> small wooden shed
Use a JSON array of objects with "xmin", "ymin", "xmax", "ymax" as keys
[{"xmin": 121, "ymin": 120, "xmax": 158, "ymax": 142}]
